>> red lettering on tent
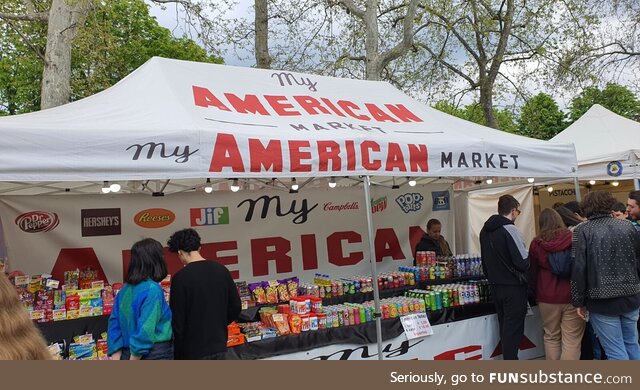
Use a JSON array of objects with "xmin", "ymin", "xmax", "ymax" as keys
[
  {"xmin": 365, "ymin": 103, "xmax": 399, "ymax": 123},
  {"xmin": 361, "ymin": 141, "xmax": 381, "ymax": 170},
  {"xmin": 301, "ymin": 234, "xmax": 319, "ymax": 270},
  {"xmin": 385, "ymin": 104, "xmax": 423, "ymax": 122},
  {"xmin": 327, "ymin": 231, "xmax": 363, "ymax": 266},
  {"xmin": 409, "ymin": 225, "xmax": 426, "ymax": 258},
  {"xmin": 317, "ymin": 140, "xmax": 342, "ymax": 171},
  {"xmin": 192, "ymin": 86, "xmax": 231, "ymax": 111},
  {"xmin": 289, "ymin": 140, "xmax": 312, "ymax": 172},
  {"xmin": 345, "ymin": 140, "xmax": 357, "ymax": 170},
  {"xmin": 385, "ymin": 142, "xmax": 407, "ymax": 172},
  {"xmin": 51, "ymin": 248, "xmax": 109, "ymax": 285},
  {"xmin": 434, "ymin": 345, "xmax": 482, "ymax": 360},
  {"xmin": 249, "ymin": 139, "xmax": 283, "ymax": 172},
  {"xmin": 210, "ymin": 133, "xmax": 245, "ymax": 172},
  {"xmin": 337, "ymin": 100, "xmax": 370, "ymax": 121},
  {"xmin": 408, "ymin": 144, "xmax": 429, "ymax": 172},
  {"xmin": 321, "ymin": 98, "xmax": 346, "ymax": 117},
  {"xmin": 264, "ymin": 95, "xmax": 300, "ymax": 116},
  {"xmin": 224, "ymin": 93, "xmax": 269, "ymax": 115},
  {"xmin": 374, "ymin": 228, "xmax": 406, "ymax": 261},
  {"xmin": 250, "ymin": 237, "xmax": 292, "ymax": 277},
  {"xmin": 294, "ymin": 96, "xmax": 331, "ymax": 115}
]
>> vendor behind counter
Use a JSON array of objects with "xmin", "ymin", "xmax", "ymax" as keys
[{"xmin": 413, "ymin": 218, "xmax": 452, "ymax": 265}]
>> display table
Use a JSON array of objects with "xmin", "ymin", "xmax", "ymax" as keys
[
  {"xmin": 36, "ymin": 315, "xmax": 109, "ymax": 355},
  {"xmin": 228, "ymin": 302, "xmax": 496, "ymax": 360}
]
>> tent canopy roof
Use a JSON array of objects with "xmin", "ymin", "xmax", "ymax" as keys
[
  {"xmin": 0, "ymin": 57, "xmax": 577, "ymax": 194},
  {"xmin": 551, "ymin": 104, "xmax": 640, "ymax": 180}
]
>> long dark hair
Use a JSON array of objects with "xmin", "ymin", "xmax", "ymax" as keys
[
  {"xmin": 555, "ymin": 205, "xmax": 583, "ymax": 228},
  {"xmin": 537, "ymin": 208, "xmax": 567, "ymax": 242},
  {"xmin": 126, "ymin": 238, "xmax": 168, "ymax": 284}
]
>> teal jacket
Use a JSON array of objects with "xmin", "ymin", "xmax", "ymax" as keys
[{"xmin": 107, "ymin": 280, "xmax": 172, "ymax": 357}]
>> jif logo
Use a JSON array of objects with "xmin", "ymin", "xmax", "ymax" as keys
[{"xmin": 190, "ymin": 207, "xmax": 229, "ymax": 226}]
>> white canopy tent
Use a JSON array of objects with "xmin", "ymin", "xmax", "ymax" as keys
[
  {"xmin": 0, "ymin": 57, "xmax": 578, "ymax": 359},
  {"xmin": 551, "ymin": 104, "xmax": 640, "ymax": 188}
]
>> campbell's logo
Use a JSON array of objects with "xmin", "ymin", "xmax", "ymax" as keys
[
  {"xmin": 323, "ymin": 202, "xmax": 359, "ymax": 212},
  {"xmin": 15, "ymin": 211, "xmax": 60, "ymax": 233},
  {"xmin": 371, "ymin": 197, "xmax": 387, "ymax": 214},
  {"xmin": 134, "ymin": 208, "xmax": 175, "ymax": 228}
]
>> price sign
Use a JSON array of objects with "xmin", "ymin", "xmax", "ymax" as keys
[{"xmin": 400, "ymin": 312, "xmax": 434, "ymax": 340}]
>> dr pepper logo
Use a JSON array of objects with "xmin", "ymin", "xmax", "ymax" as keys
[
  {"xmin": 134, "ymin": 208, "xmax": 175, "ymax": 228},
  {"xmin": 15, "ymin": 211, "xmax": 60, "ymax": 233}
]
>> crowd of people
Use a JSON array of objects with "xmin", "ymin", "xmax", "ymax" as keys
[{"xmin": 478, "ymin": 190, "xmax": 640, "ymax": 360}]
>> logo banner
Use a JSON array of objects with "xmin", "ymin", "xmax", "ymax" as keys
[{"xmin": 0, "ymin": 185, "xmax": 452, "ymax": 284}]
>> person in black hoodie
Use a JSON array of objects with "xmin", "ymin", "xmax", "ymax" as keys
[{"xmin": 479, "ymin": 194, "xmax": 529, "ymax": 360}]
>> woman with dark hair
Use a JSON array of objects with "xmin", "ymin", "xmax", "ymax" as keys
[
  {"xmin": 107, "ymin": 238, "xmax": 172, "ymax": 360},
  {"xmin": 413, "ymin": 218, "xmax": 452, "ymax": 263},
  {"xmin": 555, "ymin": 205, "xmax": 584, "ymax": 230},
  {"xmin": 529, "ymin": 208, "xmax": 585, "ymax": 360}
]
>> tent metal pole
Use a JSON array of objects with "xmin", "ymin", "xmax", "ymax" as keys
[
  {"xmin": 573, "ymin": 177, "xmax": 582, "ymax": 202},
  {"xmin": 362, "ymin": 175, "xmax": 384, "ymax": 360},
  {"xmin": 633, "ymin": 153, "xmax": 640, "ymax": 190}
]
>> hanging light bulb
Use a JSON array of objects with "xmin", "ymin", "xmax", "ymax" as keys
[
  {"xmin": 109, "ymin": 183, "xmax": 121, "ymax": 193},
  {"xmin": 527, "ymin": 177, "xmax": 535, "ymax": 183},
  {"xmin": 408, "ymin": 177, "xmax": 417, "ymax": 187},
  {"xmin": 612, "ymin": 181, "xmax": 620, "ymax": 187},
  {"xmin": 101, "ymin": 181, "xmax": 111, "ymax": 194},
  {"xmin": 328, "ymin": 177, "xmax": 337, "ymax": 188},
  {"xmin": 291, "ymin": 178, "xmax": 299, "ymax": 191},
  {"xmin": 486, "ymin": 178, "xmax": 493, "ymax": 185},
  {"xmin": 204, "ymin": 178, "xmax": 213, "ymax": 193},
  {"xmin": 230, "ymin": 178, "xmax": 240, "ymax": 192},
  {"xmin": 547, "ymin": 186, "xmax": 554, "ymax": 192},
  {"xmin": 589, "ymin": 180, "xmax": 596, "ymax": 185}
]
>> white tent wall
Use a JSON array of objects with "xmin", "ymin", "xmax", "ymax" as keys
[{"xmin": 454, "ymin": 185, "xmax": 535, "ymax": 255}]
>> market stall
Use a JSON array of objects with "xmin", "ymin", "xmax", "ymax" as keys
[{"xmin": 0, "ymin": 57, "xmax": 576, "ymax": 359}]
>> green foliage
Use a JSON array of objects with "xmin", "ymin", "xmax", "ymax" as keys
[
  {"xmin": 0, "ymin": 0, "xmax": 221, "ymax": 114},
  {"xmin": 432, "ymin": 100, "xmax": 517, "ymax": 133},
  {"xmin": 518, "ymin": 93, "xmax": 567, "ymax": 140},
  {"xmin": 569, "ymin": 83, "xmax": 640, "ymax": 122}
]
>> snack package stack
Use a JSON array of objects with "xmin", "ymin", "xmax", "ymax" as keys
[
  {"xmin": 63, "ymin": 270, "xmax": 79, "ymax": 290},
  {"xmin": 78, "ymin": 268, "xmax": 98, "ymax": 289},
  {"xmin": 227, "ymin": 322, "xmax": 245, "ymax": 347},
  {"xmin": 96, "ymin": 332, "xmax": 108, "ymax": 360},
  {"xmin": 69, "ymin": 333, "xmax": 97, "ymax": 360},
  {"xmin": 238, "ymin": 322, "xmax": 263, "ymax": 342},
  {"xmin": 235, "ymin": 281, "xmax": 254, "ymax": 310},
  {"xmin": 47, "ymin": 343, "xmax": 64, "ymax": 360}
]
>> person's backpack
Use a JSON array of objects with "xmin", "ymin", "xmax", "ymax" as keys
[{"xmin": 548, "ymin": 249, "xmax": 572, "ymax": 278}]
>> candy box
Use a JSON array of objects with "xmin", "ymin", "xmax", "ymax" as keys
[
  {"xmin": 69, "ymin": 341, "xmax": 97, "ymax": 360},
  {"xmin": 14, "ymin": 275, "xmax": 30, "ymax": 288},
  {"xmin": 29, "ymin": 309, "xmax": 45, "ymax": 321},
  {"xmin": 79, "ymin": 306, "xmax": 93, "ymax": 318},
  {"xmin": 52, "ymin": 309, "xmax": 67, "ymax": 321}
]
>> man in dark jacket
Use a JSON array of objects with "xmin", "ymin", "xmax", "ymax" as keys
[
  {"xmin": 479, "ymin": 194, "xmax": 529, "ymax": 360},
  {"xmin": 627, "ymin": 190, "xmax": 640, "ymax": 234},
  {"xmin": 572, "ymin": 190, "xmax": 640, "ymax": 360}
]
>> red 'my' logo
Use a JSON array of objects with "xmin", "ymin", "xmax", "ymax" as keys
[{"xmin": 434, "ymin": 345, "xmax": 482, "ymax": 360}]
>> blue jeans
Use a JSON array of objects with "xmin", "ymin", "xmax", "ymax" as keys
[
  {"xmin": 589, "ymin": 309, "xmax": 640, "ymax": 360},
  {"xmin": 121, "ymin": 342, "xmax": 173, "ymax": 360}
]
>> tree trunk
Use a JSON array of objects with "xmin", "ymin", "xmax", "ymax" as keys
[
  {"xmin": 479, "ymin": 83, "xmax": 497, "ymax": 128},
  {"xmin": 364, "ymin": 0, "xmax": 380, "ymax": 80},
  {"xmin": 254, "ymin": 0, "xmax": 271, "ymax": 69},
  {"xmin": 40, "ymin": 0, "xmax": 90, "ymax": 109}
]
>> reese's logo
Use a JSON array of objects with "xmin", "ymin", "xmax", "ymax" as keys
[{"xmin": 134, "ymin": 208, "xmax": 175, "ymax": 228}]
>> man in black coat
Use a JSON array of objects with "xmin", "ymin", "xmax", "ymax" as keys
[{"xmin": 479, "ymin": 194, "xmax": 529, "ymax": 360}]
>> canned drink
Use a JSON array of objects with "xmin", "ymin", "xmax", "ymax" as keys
[
  {"xmin": 389, "ymin": 303, "xmax": 398, "ymax": 318},
  {"xmin": 337, "ymin": 281, "xmax": 344, "ymax": 296},
  {"xmin": 353, "ymin": 308, "xmax": 360, "ymax": 325},
  {"xmin": 359, "ymin": 306, "xmax": 366, "ymax": 323},
  {"xmin": 435, "ymin": 291, "xmax": 442, "ymax": 310},
  {"xmin": 381, "ymin": 304, "xmax": 389, "ymax": 319}
]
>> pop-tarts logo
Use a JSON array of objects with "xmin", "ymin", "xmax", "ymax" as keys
[
  {"xmin": 395, "ymin": 193, "xmax": 424, "ymax": 213},
  {"xmin": 190, "ymin": 207, "xmax": 229, "ymax": 226}
]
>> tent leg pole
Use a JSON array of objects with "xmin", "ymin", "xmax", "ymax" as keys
[
  {"xmin": 573, "ymin": 177, "xmax": 582, "ymax": 202},
  {"xmin": 634, "ymin": 154, "xmax": 640, "ymax": 190},
  {"xmin": 363, "ymin": 175, "xmax": 384, "ymax": 360}
]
